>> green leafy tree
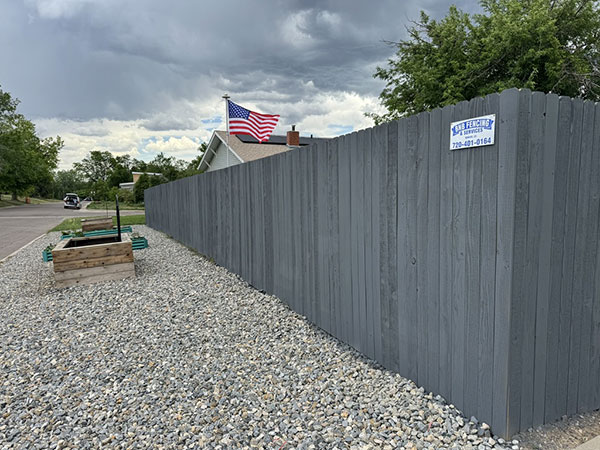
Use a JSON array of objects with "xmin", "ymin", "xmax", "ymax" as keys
[
  {"xmin": 183, "ymin": 142, "xmax": 207, "ymax": 176},
  {"xmin": 52, "ymin": 169, "xmax": 86, "ymax": 199},
  {"xmin": 73, "ymin": 150, "xmax": 116, "ymax": 184},
  {"xmin": 131, "ymin": 159, "xmax": 148, "ymax": 172},
  {"xmin": 0, "ymin": 86, "xmax": 62, "ymax": 199},
  {"xmin": 91, "ymin": 179, "xmax": 109, "ymax": 201},
  {"xmin": 133, "ymin": 173, "xmax": 165, "ymax": 203},
  {"xmin": 108, "ymin": 164, "xmax": 132, "ymax": 188},
  {"xmin": 146, "ymin": 152, "xmax": 179, "ymax": 181},
  {"xmin": 370, "ymin": 0, "xmax": 600, "ymax": 123}
]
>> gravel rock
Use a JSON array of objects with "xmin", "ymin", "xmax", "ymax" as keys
[{"xmin": 0, "ymin": 226, "xmax": 518, "ymax": 449}]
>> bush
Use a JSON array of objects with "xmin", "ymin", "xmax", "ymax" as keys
[{"xmin": 117, "ymin": 188, "xmax": 135, "ymax": 204}]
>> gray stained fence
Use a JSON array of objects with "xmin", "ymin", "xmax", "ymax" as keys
[{"xmin": 145, "ymin": 89, "xmax": 600, "ymax": 438}]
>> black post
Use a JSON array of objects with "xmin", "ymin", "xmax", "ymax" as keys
[{"xmin": 116, "ymin": 194, "xmax": 122, "ymax": 242}]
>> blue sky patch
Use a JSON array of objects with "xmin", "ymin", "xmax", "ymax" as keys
[{"xmin": 328, "ymin": 124, "xmax": 353, "ymax": 135}]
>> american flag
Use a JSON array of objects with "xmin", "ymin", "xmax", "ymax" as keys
[{"xmin": 227, "ymin": 100, "xmax": 280, "ymax": 143}]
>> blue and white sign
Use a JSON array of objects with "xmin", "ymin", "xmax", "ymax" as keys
[{"xmin": 450, "ymin": 114, "xmax": 496, "ymax": 150}]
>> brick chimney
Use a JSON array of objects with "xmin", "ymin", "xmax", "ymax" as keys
[{"xmin": 287, "ymin": 125, "xmax": 300, "ymax": 147}]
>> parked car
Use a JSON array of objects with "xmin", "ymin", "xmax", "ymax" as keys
[{"xmin": 63, "ymin": 193, "xmax": 81, "ymax": 209}]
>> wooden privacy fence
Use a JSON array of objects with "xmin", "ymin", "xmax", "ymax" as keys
[{"xmin": 145, "ymin": 89, "xmax": 600, "ymax": 438}]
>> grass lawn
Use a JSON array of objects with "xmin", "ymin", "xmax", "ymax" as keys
[
  {"xmin": 86, "ymin": 201, "xmax": 145, "ymax": 210},
  {"xmin": 0, "ymin": 194, "xmax": 60, "ymax": 208},
  {"xmin": 50, "ymin": 214, "xmax": 146, "ymax": 232}
]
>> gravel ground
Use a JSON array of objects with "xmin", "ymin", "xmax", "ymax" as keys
[{"xmin": 0, "ymin": 226, "xmax": 520, "ymax": 449}]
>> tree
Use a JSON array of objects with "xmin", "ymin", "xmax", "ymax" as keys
[
  {"xmin": 133, "ymin": 173, "xmax": 165, "ymax": 203},
  {"xmin": 146, "ymin": 152, "xmax": 180, "ymax": 181},
  {"xmin": 73, "ymin": 150, "xmax": 116, "ymax": 184},
  {"xmin": 52, "ymin": 169, "xmax": 86, "ymax": 199},
  {"xmin": 369, "ymin": 0, "xmax": 600, "ymax": 123},
  {"xmin": 0, "ymin": 86, "xmax": 62, "ymax": 199},
  {"xmin": 185, "ymin": 142, "xmax": 207, "ymax": 176}
]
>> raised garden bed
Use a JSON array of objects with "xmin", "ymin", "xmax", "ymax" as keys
[
  {"xmin": 51, "ymin": 234, "xmax": 134, "ymax": 288},
  {"xmin": 44, "ymin": 235, "xmax": 147, "ymax": 261},
  {"xmin": 81, "ymin": 217, "xmax": 113, "ymax": 232},
  {"xmin": 60, "ymin": 226, "xmax": 133, "ymax": 240}
]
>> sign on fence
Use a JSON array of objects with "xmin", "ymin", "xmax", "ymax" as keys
[{"xmin": 450, "ymin": 114, "xmax": 495, "ymax": 150}]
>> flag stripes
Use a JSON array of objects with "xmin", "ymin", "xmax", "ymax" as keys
[{"xmin": 228, "ymin": 100, "xmax": 279, "ymax": 143}]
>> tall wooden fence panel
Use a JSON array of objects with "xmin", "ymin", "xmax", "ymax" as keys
[{"xmin": 145, "ymin": 89, "xmax": 600, "ymax": 438}]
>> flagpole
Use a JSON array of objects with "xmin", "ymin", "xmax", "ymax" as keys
[{"xmin": 223, "ymin": 93, "xmax": 230, "ymax": 167}]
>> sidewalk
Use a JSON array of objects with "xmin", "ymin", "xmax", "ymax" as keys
[{"xmin": 573, "ymin": 436, "xmax": 600, "ymax": 450}]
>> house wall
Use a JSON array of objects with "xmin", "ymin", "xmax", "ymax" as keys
[
  {"xmin": 206, "ymin": 140, "xmax": 242, "ymax": 172},
  {"xmin": 145, "ymin": 89, "xmax": 600, "ymax": 438}
]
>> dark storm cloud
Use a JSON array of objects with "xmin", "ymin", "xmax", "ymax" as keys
[
  {"xmin": 2, "ymin": 0, "xmax": 480, "ymax": 122},
  {"xmin": 141, "ymin": 115, "xmax": 200, "ymax": 132}
]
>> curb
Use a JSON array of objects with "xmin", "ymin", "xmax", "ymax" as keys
[{"xmin": 0, "ymin": 233, "xmax": 47, "ymax": 265}]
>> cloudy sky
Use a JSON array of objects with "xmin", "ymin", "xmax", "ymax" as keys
[{"xmin": 0, "ymin": 0, "xmax": 477, "ymax": 170}]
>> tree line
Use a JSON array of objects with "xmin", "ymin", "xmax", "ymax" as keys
[{"xmin": 60, "ymin": 147, "xmax": 205, "ymax": 203}]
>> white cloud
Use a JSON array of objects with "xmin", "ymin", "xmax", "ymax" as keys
[
  {"xmin": 296, "ymin": 92, "xmax": 383, "ymax": 137},
  {"xmin": 35, "ymin": 116, "xmax": 209, "ymax": 170},
  {"xmin": 144, "ymin": 136, "xmax": 200, "ymax": 157}
]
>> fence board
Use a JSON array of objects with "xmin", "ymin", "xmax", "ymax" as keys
[
  {"xmin": 363, "ymin": 128, "xmax": 375, "ymax": 359},
  {"xmin": 561, "ymin": 98, "xmax": 584, "ymax": 417},
  {"xmin": 426, "ymin": 107, "xmax": 441, "ymax": 395},
  {"xmin": 464, "ymin": 96, "xmax": 483, "ymax": 416},
  {"xmin": 439, "ymin": 103, "xmax": 455, "ymax": 401},
  {"xmin": 386, "ymin": 120, "xmax": 400, "ymax": 374},
  {"xmin": 574, "ymin": 101, "xmax": 597, "ymax": 412},
  {"xmin": 327, "ymin": 139, "xmax": 341, "ymax": 342},
  {"xmin": 452, "ymin": 100, "xmax": 469, "ymax": 411},
  {"xmin": 478, "ymin": 92, "xmax": 500, "ymax": 424},
  {"xmin": 508, "ymin": 89, "xmax": 532, "ymax": 434},
  {"xmin": 531, "ymin": 94, "xmax": 558, "ymax": 426},
  {"xmin": 519, "ymin": 91, "xmax": 546, "ymax": 430},
  {"xmin": 398, "ymin": 115, "xmax": 417, "ymax": 379},
  {"xmin": 338, "ymin": 134, "xmax": 352, "ymax": 345},
  {"xmin": 317, "ymin": 142, "xmax": 331, "ymax": 333},
  {"xmin": 379, "ymin": 123, "xmax": 392, "ymax": 370},
  {"xmin": 492, "ymin": 88, "xmax": 519, "ymax": 435},
  {"xmin": 544, "ymin": 97, "xmax": 572, "ymax": 422},
  {"xmin": 371, "ymin": 124, "xmax": 384, "ymax": 363},
  {"xmin": 350, "ymin": 132, "xmax": 362, "ymax": 350},
  {"xmin": 415, "ymin": 111, "xmax": 430, "ymax": 389},
  {"xmin": 358, "ymin": 130, "xmax": 369, "ymax": 353}
]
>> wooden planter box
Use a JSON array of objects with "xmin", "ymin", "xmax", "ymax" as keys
[
  {"xmin": 81, "ymin": 217, "xmax": 113, "ymax": 232},
  {"xmin": 52, "ymin": 234, "xmax": 134, "ymax": 288}
]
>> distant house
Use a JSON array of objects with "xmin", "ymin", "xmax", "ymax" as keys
[
  {"xmin": 119, "ymin": 171, "xmax": 162, "ymax": 191},
  {"xmin": 197, "ymin": 127, "xmax": 327, "ymax": 173}
]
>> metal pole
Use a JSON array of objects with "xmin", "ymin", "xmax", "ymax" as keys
[
  {"xmin": 223, "ymin": 94, "xmax": 230, "ymax": 167},
  {"xmin": 115, "ymin": 194, "xmax": 121, "ymax": 242}
]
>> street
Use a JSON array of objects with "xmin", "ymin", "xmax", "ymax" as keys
[{"xmin": 0, "ymin": 202, "xmax": 144, "ymax": 261}]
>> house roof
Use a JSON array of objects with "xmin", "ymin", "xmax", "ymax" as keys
[
  {"xmin": 216, "ymin": 130, "xmax": 290, "ymax": 163},
  {"xmin": 198, "ymin": 130, "xmax": 328, "ymax": 172},
  {"xmin": 132, "ymin": 171, "xmax": 162, "ymax": 176}
]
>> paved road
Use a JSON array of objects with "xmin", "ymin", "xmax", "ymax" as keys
[{"xmin": 0, "ymin": 202, "xmax": 144, "ymax": 261}]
